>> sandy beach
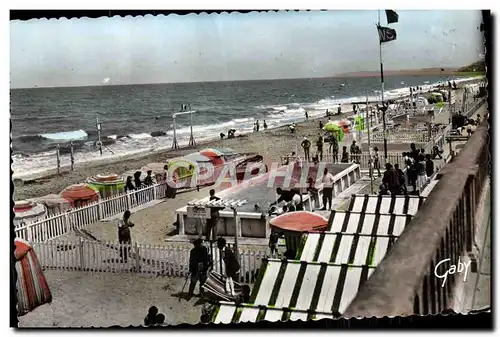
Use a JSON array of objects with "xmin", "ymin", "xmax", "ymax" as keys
[{"xmin": 17, "ymin": 270, "xmax": 203, "ymax": 327}]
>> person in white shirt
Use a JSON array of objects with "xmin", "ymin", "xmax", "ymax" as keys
[{"xmin": 321, "ymin": 168, "xmax": 335, "ymax": 210}]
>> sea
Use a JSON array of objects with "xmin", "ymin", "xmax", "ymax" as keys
[{"xmin": 11, "ymin": 74, "xmax": 475, "ymax": 178}]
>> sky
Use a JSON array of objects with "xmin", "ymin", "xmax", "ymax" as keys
[{"xmin": 10, "ymin": 10, "xmax": 484, "ymax": 88}]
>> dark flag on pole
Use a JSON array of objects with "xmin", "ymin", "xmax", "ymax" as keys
[
  {"xmin": 385, "ymin": 10, "xmax": 399, "ymax": 24},
  {"xmin": 377, "ymin": 25, "xmax": 397, "ymax": 43}
]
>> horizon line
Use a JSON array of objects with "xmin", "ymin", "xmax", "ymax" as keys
[{"xmin": 10, "ymin": 66, "xmax": 476, "ymax": 90}]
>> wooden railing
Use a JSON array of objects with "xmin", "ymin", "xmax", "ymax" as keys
[{"xmin": 344, "ymin": 120, "xmax": 490, "ymax": 317}]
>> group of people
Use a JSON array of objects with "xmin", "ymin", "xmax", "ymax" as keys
[
  {"xmin": 144, "ymin": 306, "xmax": 166, "ymax": 327},
  {"xmin": 379, "ymin": 143, "xmax": 437, "ymax": 195},
  {"xmin": 252, "ymin": 120, "xmax": 268, "ymax": 132},
  {"xmin": 124, "ymin": 170, "xmax": 155, "ymax": 192},
  {"xmin": 188, "ymin": 237, "xmax": 242, "ymax": 299},
  {"xmin": 267, "ymin": 167, "xmax": 336, "ymax": 214},
  {"xmin": 298, "ymin": 133, "xmax": 361, "ymax": 165}
]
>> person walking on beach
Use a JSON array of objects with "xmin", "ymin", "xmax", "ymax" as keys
[
  {"xmin": 117, "ymin": 210, "xmax": 135, "ymax": 263},
  {"xmin": 256, "ymin": 120, "xmax": 260, "ymax": 132},
  {"xmin": 307, "ymin": 177, "xmax": 320, "ymax": 209},
  {"xmin": 263, "ymin": 120, "xmax": 268, "ymax": 130},
  {"xmin": 316, "ymin": 135, "xmax": 323, "ymax": 161},
  {"xmin": 329, "ymin": 133, "xmax": 339, "ymax": 162},
  {"xmin": 373, "ymin": 146, "xmax": 381, "ymax": 177},
  {"xmin": 125, "ymin": 176, "xmax": 135, "ymax": 193},
  {"xmin": 134, "ymin": 171, "xmax": 143, "ymax": 189},
  {"xmin": 350, "ymin": 140, "xmax": 361, "ymax": 164},
  {"xmin": 301, "ymin": 137, "xmax": 311, "ymax": 162},
  {"xmin": 217, "ymin": 238, "xmax": 240, "ymax": 296},
  {"xmin": 394, "ymin": 163, "xmax": 407, "ymax": 194},
  {"xmin": 341, "ymin": 146, "xmax": 349, "ymax": 163},
  {"xmin": 320, "ymin": 168, "xmax": 334, "ymax": 211},
  {"xmin": 425, "ymin": 154, "xmax": 435, "ymax": 178},
  {"xmin": 188, "ymin": 238, "xmax": 210, "ymax": 299},
  {"xmin": 319, "ymin": 120, "xmax": 323, "ymax": 129},
  {"xmin": 383, "ymin": 163, "xmax": 401, "ymax": 196},
  {"xmin": 305, "ymin": 110, "xmax": 309, "ymax": 120},
  {"xmin": 144, "ymin": 170, "xmax": 154, "ymax": 186},
  {"xmin": 337, "ymin": 105, "xmax": 342, "ymax": 115},
  {"xmin": 205, "ymin": 189, "xmax": 222, "ymax": 241}
]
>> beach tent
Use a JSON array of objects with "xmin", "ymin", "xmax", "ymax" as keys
[
  {"xmin": 13, "ymin": 201, "xmax": 47, "ymax": 227},
  {"xmin": 199, "ymin": 149, "xmax": 225, "ymax": 167},
  {"xmin": 15, "ymin": 238, "xmax": 52, "ymax": 316},
  {"xmin": 60, "ymin": 183, "xmax": 99, "ymax": 208},
  {"xmin": 87, "ymin": 174, "xmax": 125, "ymax": 199},
  {"xmin": 30, "ymin": 194, "xmax": 71, "ymax": 216}
]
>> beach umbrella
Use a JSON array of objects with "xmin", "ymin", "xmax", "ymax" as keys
[
  {"xmin": 15, "ymin": 238, "xmax": 52, "ymax": 316},
  {"xmin": 13, "ymin": 201, "xmax": 47, "ymax": 227},
  {"xmin": 87, "ymin": 174, "xmax": 125, "ymax": 199},
  {"xmin": 211, "ymin": 147, "xmax": 238, "ymax": 156},
  {"xmin": 183, "ymin": 152, "xmax": 212, "ymax": 163},
  {"xmin": 270, "ymin": 211, "xmax": 329, "ymax": 232},
  {"xmin": 30, "ymin": 194, "xmax": 71, "ymax": 216},
  {"xmin": 60, "ymin": 183, "xmax": 99, "ymax": 208},
  {"xmin": 200, "ymin": 149, "xmax": 225, "ymax": 166},
  {"xmin": 269, "ymin": 211, "xmax": 329, "ymax": 253},
  {"xmin": 323, "ymin": 123, "xmax": 345, "ymax": 142}
]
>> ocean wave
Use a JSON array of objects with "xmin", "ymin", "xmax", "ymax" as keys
[
  {"xmin": 39, "ymin": 129, "xmax": 88, "ymax": 142},
  {"xmin": 11, "ymin": 75, "xmax": 481, "ymax": 178}
]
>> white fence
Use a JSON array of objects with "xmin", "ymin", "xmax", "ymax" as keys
[
  {"xmin": 32, "ymin": 239, "xmax": 267, "ymax": 284},
  {"xmin": 15, "ymin": 182, "xmax": 167, "ymax": 242}
]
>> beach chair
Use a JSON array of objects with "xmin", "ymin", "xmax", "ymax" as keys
[{"xmin": 202, "ymin": 271, "xmax": 243, "ymax": 302}]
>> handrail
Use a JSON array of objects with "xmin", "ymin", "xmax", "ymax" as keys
[{"xmin": 344, "ymin": 119, "xmax": 490, "ymax": 317}]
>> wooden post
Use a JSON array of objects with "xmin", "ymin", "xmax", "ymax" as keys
[
  {"xmin": 265, "ymin": 215, "xmax": 271, "ymax": 239},
  {"xmin": 135, "ymin": 242, "xmax": 141, "ymax": 272},
  {"xmin": 126, "ymin": 192, "xmax": 131, "ymax": 210},
  {"xmin": 79, "ymin": 236, "xmax": 85, "ymax": 270},
  {"xmin": 70, "ymin": 141, "xmax": 75, "ymax": 171},
  {"xmin": 56, "ymin": 144, "xmax": 61, "ymax": 175},
  {"xmin": 233, "ymin": 208, "xmax": 240, "ymax": 263},
  {"xmin": 97, "ymin": 196, "xmax": 103, "ymax": 220}
]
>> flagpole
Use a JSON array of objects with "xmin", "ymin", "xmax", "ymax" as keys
[
  {"xmin": 366, "ymin": 91, "xmax": 374, "ymax": 194},
  {"xmin": 377, "ymin": 10, "xmax": 388, "ymax": 161}
]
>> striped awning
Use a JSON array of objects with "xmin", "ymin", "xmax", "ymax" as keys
[
  {"xmin": 347, "ymin": 194, "xmax": 426, "ymax": 215},
  {"xmin": 326, "ymin": 210, "xmax": 412, "ymax": 236},
  {"xmin": 213, "ymin": 210, "xmax": 413, "ymax": 324},
  {"xmin": 15, "ymin": 238, "xmax": 52, "ymax": 316}
]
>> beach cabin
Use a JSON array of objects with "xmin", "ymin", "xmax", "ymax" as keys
[
  {"xmin": 30, "ymin": 194, "xmax": 71, "ymax": 216},
  {"xmin": 15, "ymin": 238, "xmax": 52, "ymax": 316},
  {"xmin": 13, "ymin": 201, "xmax": 47, "ymax": 227},
  {"xmin": 87, "ymin": 174, "xmax": 125, "ymax": 199},
  {"xmin": 60, "ymin": 184, "xmax": 100, "ymax": 208}
]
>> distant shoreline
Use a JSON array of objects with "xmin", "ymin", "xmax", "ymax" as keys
[{"xmin": 333, "ymin": 70, "xmax": 484, "ymax": 78}]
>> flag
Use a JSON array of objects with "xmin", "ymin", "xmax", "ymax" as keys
[
  {"xmin": 385, "ymin": 10, "xmax": 399, "ymax": 24},
  {"xmin": 377, "ymin": 25, "xmax": 397, "ymax": 43}
]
